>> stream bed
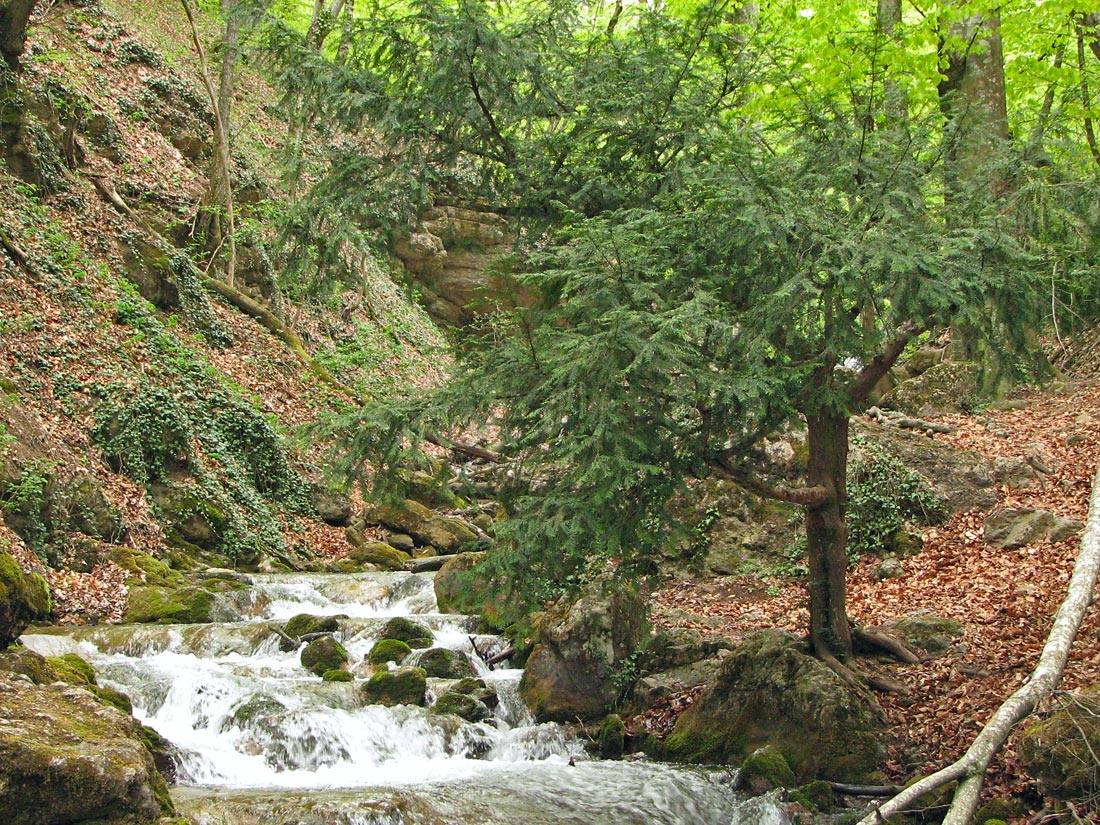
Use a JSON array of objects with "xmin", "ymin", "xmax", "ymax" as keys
[{"xmin": 21, "ymin": 571, "xmax": 790, "ymax": 825}]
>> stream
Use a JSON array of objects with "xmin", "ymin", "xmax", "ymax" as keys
[{"xmin": 21, "ymin": 571, "xmax": 790, "ymax": 825}]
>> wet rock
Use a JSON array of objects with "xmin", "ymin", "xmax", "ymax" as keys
[
  {"xmin": 380, "ymin": 617, "xmax": 434, "ymax": 648},
  {"xmin": 599, "ymin": 714, "xmax": 626, "ymax": 759},
  {"xmin": 368, "ymin": 638, "xmax": 412, "ymax": 665},
  {"xmin": 124, "ymin": 578, "xmax": 247, "ymax": 624},
  {"xmin": 322, "ymin": 669, "xmax": 354, "ymax": 682},
  {"xmin": 0, "ymin": 551, "xmax": 50, "ymax": 649},
  {"xmin": 360, "ymin": 666, "xmax": 427, "ymax": 707},
  {"xmin": 984, "ymin": 507, "xmax": 1083, "ymax": 550},
  {"xmin": 285, "ymin": 613, "xmax": 341, "ymax": 639},
  {"xmin": 415, "ymin": 647, "xmax": 475, "ymax": 679},
  {"xmin": 431, "ymin": 690, "xmax": 492, "ymax": 722},
  {"xmin": 663, "ymin": 629, "xmax": 884, "ymax": 783},
  {"xmin": 0, "ymin": 672, "xmax": 175, "ymax": 824},
  {"xmin": 301, "ymin": 636, "xmax": 349, "ymax": 677},
  {"xmin": 520, "ymin": 576, "xmax": 647, "ymax": 722},
  {"xmin": 741, "ymin": 745, "xmax": 795, "ymax": 794}
]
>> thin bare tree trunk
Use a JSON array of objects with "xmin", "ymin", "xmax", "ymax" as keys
[
  {"xmin": 181, "ymin": 0, "xmax": 237, "ymax": 288},
  {"xmin": 858, "ymin": 462, "xmax": 1100, "ymax": 825}
]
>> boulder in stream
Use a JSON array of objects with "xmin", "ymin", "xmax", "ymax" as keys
[
  {"xmin": 663, "ymin": 629, "xmax": 885, "ymax": 783},
  {"xmin": 0, "ymin": 671, "xmax": 176, "ymax": 824},
  {"xmin": 368, "ymin": 638, "xmax": 412, "ymax": 665},
  {"xmin": 431, "ymin": 690, "xmax": 492, "ymax": 722},
  {"xmin": 415, "ymin": 647, "xmax": 475, "ymax": 679},
  {"xmin": 379, "ymin": 616, "xmax": 434, "ymax": 648},
  {"xmin": 301, "ymin": 636, "xmax": 350, "ymax": 677},
  {"xmin": 360, "ymin": 666, "xmax": 427, "ymax": 707}
]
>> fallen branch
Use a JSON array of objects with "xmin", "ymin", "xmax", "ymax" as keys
[
  {"xmin": 830, "ymin": 782, "xmax": 905, "ymax": 797},
  {"xmin": 484, "ymin": 647, "xmax": 514, "ymax": 667},
  {"xmin": 405, "ymin": 556, "xmax": 447, "ymax": 573},
  {"xmin": 859, "ymin": 461, "xmax": 1100, "ymax": 825},
  {"xmin": 866, "ymin": 406, "xmax": 956, "ymax": 434}
]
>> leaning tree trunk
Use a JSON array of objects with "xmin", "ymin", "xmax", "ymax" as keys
[
  {"xmin": 804, "ymin": 409, "xmax": 853, "ymax": 660},
  {"xmin": 0, "ymin": 0, "xmax": 36, "ymax": 180}
]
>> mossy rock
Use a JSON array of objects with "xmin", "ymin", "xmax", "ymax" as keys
[
  {"xmin": 147, "ymin": 482, "xmax": 229, "ymax": 552},
  {"xmin": 742, "ymin": 745, "xmax": 796, "ymax": 794},
  {"xmin": 368, "ymin": 638, "xmax": 412, "ymax": 665},
  {"xmin": 322, "ymin": 669, "xmax": 354, "ymax": 683},
  {"xmin": 379, "ymin": 617, "xmax": 433, "ymax": 648},
  {"xmin": 108, "ymin": 546, "xmax": 184, "ymax": 587},
  {"xmin": 0, "ymin": 647, "xmax": 58, "ymax": 683},
  {"xmin": 300, "ymin": 636, "xmax": 349, "ymax": 677},
  {"xmin": 416, "ymin": 647, "xmax": 475, "ymax": 679},
  {"xmin": 284, "ymin": 613, "xmax": 340, "ymax": 639},
  {"xmin": 790, "ymin": 779, "xmax": 836, "ymax": 812},
  {"xmin": 0, "ymin": 551, "xmax": 51, "ymax": 649},
  {"xmin": 430, "ymin": 690, "xmax": 492, "ymax": 723},
  {"xmin": 93, "ymin": 685, "xmax": 134, "ymax": 715},
  {"xmin": 124, "ymin": 584, "xmax": 215, "ymax": 624},
  {"xmin": 138, "ymin": 723, "xmax": 180, "ymax": 784},
  {"xmin": 1018, "ymin": 688, "xmax": 1100, "ymax": 804},
  {"xmin": 972, "ymin": 798, "xmax": 1022, "ymax": 824},
  {"xmin": 46, "ymin": 653, "xmax": 97, "ymax": 686},
  {"xmin": 0, "ymin": 673, "xmax": 176, "ymax": 822},
  {"xmin": 884, "ymin": 614, "xmax": 964, "ymax": 656},
  {"xmin": 664, "ymin": 629, "xmax": 884, "ymax": 783},
  {"xmin": 360, "ymin": 666, "xmax": 426, "ymax": 707},
  {"xmin": 346, "ymin": 541, "xmax": 411, "ymax": 572},
  {"xmin": 599, "ymin": 713, "xmax": 627, "ymax": 759}
]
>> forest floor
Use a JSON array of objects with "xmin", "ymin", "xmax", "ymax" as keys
[{"xmin": 648, "ymin": 370, "xmax": 1100, "ymax": 819}]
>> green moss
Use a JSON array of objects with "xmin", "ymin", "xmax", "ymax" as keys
[
  {"xmin": 379, "ymin": 617, "xmax": 433, "ymax": 648},
  {"xmin": 742, "ymin": 745, "xmax": 796, "ymax": 792},
  {"xmin": 368, "ymin": 638, "xmax": 412, "ymax": 665},
  {"xmin": 46, "ymin": 653, "xmax": 97, "ymax": 686},
  {"xmin": 93, "ymin": 685, "xmax": 134, "ymax": 715},
  {"xmin": 346, "ymin": 541, "xmax": 410, "ymax": 571},
  {"xmin": 417, "ymin": 647, "xmax": 474, "ymax": 679},
  {"xmin": 790, "ymin": 780, "xmax": 835, "ymax": 812},
  {"xmin": 360, "ymin": 666, "xmax": 426, "ymax": 707},
  {"xmin": 123, "ymin": 584, "xmax": 215, "ymax": 624},
  {"xmin": 0, "ymin": 647, "xmax": 58, "ymax": 683},
  {"xmin": 599, "ymin": 713, "xmax": 626, "ymax": 759},
  {"xmin": 108, "ymin": 546, "xmax": 183, "ymax": 587},
  {"xmin": 322, "ymin": 668, "xmax": 354, "ymax": 682},
  {"xmin": 300, "ymin": 636, "xmax": 349, "ymax": 676},
  {"xmin": 285, "ymin": 613, "xmax": 340, "ymax": 639},
  {"xmin": 430, "ymin": 690, "xmax": 491, "ymax": 722}
]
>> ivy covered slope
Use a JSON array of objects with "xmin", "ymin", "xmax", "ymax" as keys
[{"xmin": 0, "ymin": 0, "xmax": 446, "ymax": 623}]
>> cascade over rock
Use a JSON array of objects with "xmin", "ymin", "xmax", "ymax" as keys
[
  {"xmin": 664, "ymin": 629, "xmax": 885, "ymax": 783},
  {"xmin": 520, "ymin": 576, "xmax": 647, "ymax": 722}
]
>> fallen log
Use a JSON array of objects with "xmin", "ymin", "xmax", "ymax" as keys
[
  {"xmin": 830, "ymin": 783, "xmax": 905, "ymax": 797},
  {"xmin": 406, "ymin": 556, "xmax": 448, "ymax": 573},
  {"xmin": 484, "ymin": 648, "xmax": 515, "ymax": 667}
]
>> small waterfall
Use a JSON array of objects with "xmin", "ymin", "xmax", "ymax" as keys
[{"xmin": 22, "ymin": 571, "xmax": 791, "ymax": 825}]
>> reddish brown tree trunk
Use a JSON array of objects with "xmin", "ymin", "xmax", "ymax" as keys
[{"xmin": 804, "ymin": 410, "xmax": 852, "ymax": 658}]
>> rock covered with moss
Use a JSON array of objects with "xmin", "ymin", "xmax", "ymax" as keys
[
  {"xmin": 663, "ymin": 629, "xmax": 884, "ymax": 783},
  {"xmin": 0, "ymin": 671, "xmax": 176, "ymax": 824},
  {"xmin": 368, "ymin": 638, "xmax": 412, "ymax": 665},
  {"xmin": 359, "ymin": 666, "xmax": 427, "ymax": 707},
  {"xmin": 300, "ymin": 635, "xmax": 349, "ymax": 677},
  {"xmin": 379, "ymin": 616, "xmax": 434, "ymax": 648},
  {"xmin": 0, "ymin": 551, "xmax": 50, "ymax": 649},
  {"xmin": 1018, "ymin": 687, "xmax": 1100, "ymax": 805}
]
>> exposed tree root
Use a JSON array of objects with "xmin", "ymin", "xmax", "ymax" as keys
[{"xmin": 853, "ymin": 626, "xmax": 922, "ymax": 664}]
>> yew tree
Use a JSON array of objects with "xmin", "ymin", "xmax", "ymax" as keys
[{"xmin": 287, "ymin": 0, "xmax": 1057, "ymax": 669}]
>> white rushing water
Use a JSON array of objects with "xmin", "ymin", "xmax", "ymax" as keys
[{"xmin": 22, "ymin": 572, "xmax": 791, "ymax": 825}]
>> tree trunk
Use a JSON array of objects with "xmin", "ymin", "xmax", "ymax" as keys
[
  {"xmin": 0, "ymin": 0, "xmax": 34, "ymax": 71},
  {"xmin": 859, "ymin": 462, "xmax": 1100, "ymax": 825},
  {"xmin": 804, "ymin": 409, "xmax": 853, "ymax": 659}
]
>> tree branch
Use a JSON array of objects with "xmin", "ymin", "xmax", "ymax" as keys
[
  {"xmin": 847, "ymin": 322, "xmax": 923, "ymax": 404},
  {"xmin": 714, "ymin": 453, "xmax": 831, "ymax": 506}
]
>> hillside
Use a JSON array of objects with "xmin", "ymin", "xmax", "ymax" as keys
[{"xmin": 0, "ymin": 0, "xmax": 446, "ymax": 618}]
